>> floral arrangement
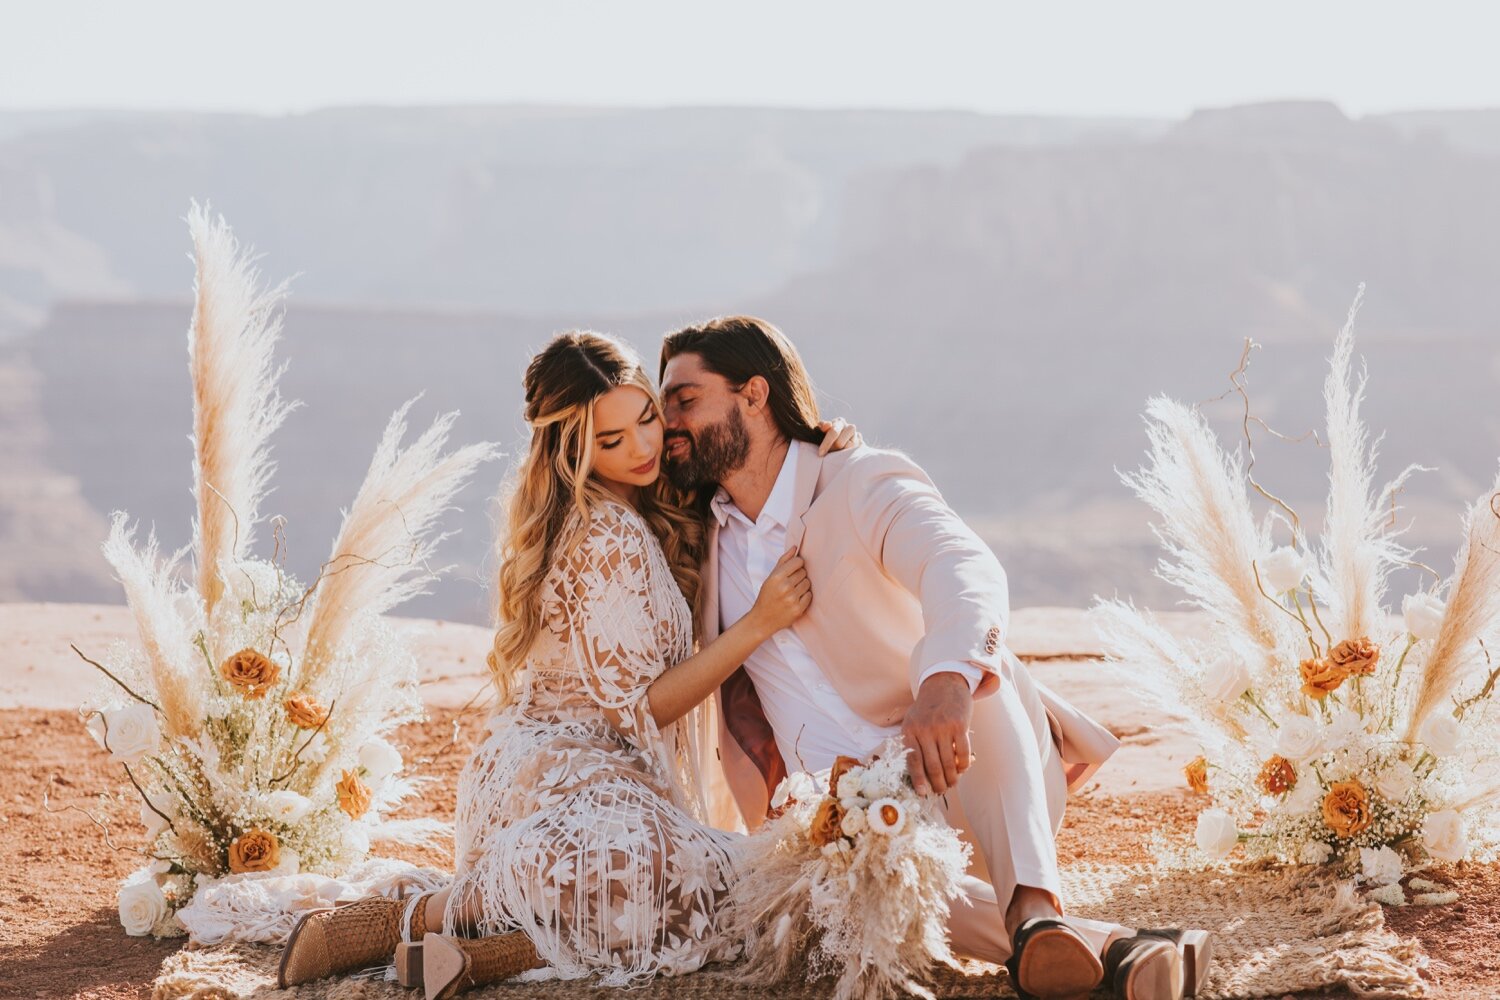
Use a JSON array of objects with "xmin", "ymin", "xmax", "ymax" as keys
[
  {"xmin": 79, "ymin": 204, "xmax": 498, "ymax": 936},
  {"xmin": 1092, "ymin": 289, "xmax": 1500, "ymax": 901},
  {"xmin": 726, "ymin": 741, "xmax": 970, "ymax": 1000}
]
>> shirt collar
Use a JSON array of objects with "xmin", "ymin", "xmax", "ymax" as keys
[{"xmin": 709, "ymin": 441, "xmax": 802, "ymax": 529}]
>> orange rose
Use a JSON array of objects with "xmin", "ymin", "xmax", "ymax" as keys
[
  {"xmin": 1322, "ymin": 780, "xmax": 1372, "ymax": 838},
  {"xmin": 808, "ymin": 797, "xmax": 846, "ymax": 847},
  {"xmin": 1299, "ymin": 656, "xmax": 1348, "ymax": 700},
  {"xmin": 828, "ymin": 755, "xmax": 863, "ymax": 796},
  {"xmin": 1183, "ymin": 756, "xmax": 1209, "ymax": 795},
  {"xmin": 1329, "ymin": 637, "xmax": 1380, "ymax": 678},
  {"xmin": 228, "ymin": 828, "xmax": 280, "ymax": 873},
  {"xmin": 220, "ymin": 648, "xmax": 281, "ymax": 699},
  {"xmin": 1256, "ymin": 755, "xmax": 1297, "ymax": 795},
  {"xmin": 336, "ymin": 769, "xmax": 372, "ymax": 820},
  {"xmin": 282, "ymin": 691, "xmax": 329, "ymax": 730}
]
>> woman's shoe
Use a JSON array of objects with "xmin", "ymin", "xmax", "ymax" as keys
[
  {"xmin": 1002, "ymin": 917, "xmax": 1105, "ymax": 1000},
  {"xmin": 1103, "ymin": 935, "xmax": 1183, "ymax": 1000},
  {"xmin": 1131, "ymin": 928, "xmax": 1213, "ymax": 997},
  {"xmin": 395, "ymin": 940, "xmax": 425, "ymax": 989},
  {"xmin": 277, "ymin": 891, "xmax": 435, "ymax": 988},
  {"xmin": 422, "ymin": 930, "xmax": 543, "ymax": 1000}
]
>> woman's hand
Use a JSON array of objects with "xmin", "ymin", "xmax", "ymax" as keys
[
  {"xmin": 750, "ymin": 548, "xmax": 812, "ymax": 634},
  {"xmin": 816, "ymin": 418, "xmax": 862, "ymax": 456}
]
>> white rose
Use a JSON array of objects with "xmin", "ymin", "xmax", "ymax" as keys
[
  {"xmin": 1202, "ymin": 655, "xmax": 1252, "ymax": 704},
  {"xmin": 99, "ymin": 703, "xmax": 160, "ymax": 765},
  {"xmin": 858, "ymin": 766, "xmax": 904, "ymax": 801},
  {"xmin": 262, "ymin": 790, "xmax": 313, "ymax": 825},
  {"xmin": 1402, "ymin": 592, "xmax": 1445, "ymax": 642},
  {"xmin": 1299, "ymin": 841, "xmax": 1333, "ymax": 865},
  {"xmin": 1359, "ymin": 845, "xmax": 1404, "ymax": 887},
  {"xmin": 835, "ymin": 769, "xmax": 866, "ymax": 801},
  {"xmin": 271, "ymin": 847, "xmax": 302, "ymax": 876},
  {"xmin": 140, "ymin": 790, "xmax": 176, "ymax": 842},
  {"xmin": 358, "ymin": 739, "xmax": 404, "ymax": 781},
  {"xmin": 1375, "ymin": 765, "xmax": 1416, "ymax": 804},
  {"xmin": 1417, "ymin": 714, "xmax": 1462, "ymax": 757},
  {"xmin": 1194, "ymin": 808, "xmax": 1239, "ymax": 860},
  {"xmin": 839, "ymin": 806, "xmax": 867, "ymax": 837},
  {"xmin": 1274, "ymin": 715, "xmax": 1321, "ymax": 761},
  {"xmin": 119, "ymin": 872, "xmax": 170, "ymax": 936},
  {"xmin": 1261, "ymin": 546, "xmax": 1308, "ymax": 595},
  {"xmin": 1422, "ymin": 810, "xmax": 1468, "ymax": 862}
]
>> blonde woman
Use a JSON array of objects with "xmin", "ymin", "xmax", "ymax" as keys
[{"xmin": 279, "ymin": 331, "xmax": 854, "ymax": 997}]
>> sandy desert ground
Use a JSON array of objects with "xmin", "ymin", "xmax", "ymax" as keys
[{"xmin": 1, "ymin": 603, "xmax": 1495, "ymax": 999}]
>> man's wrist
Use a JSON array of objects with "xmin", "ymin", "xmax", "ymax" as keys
[
  {"xmin": 917, "ymin": 670, "xmax": 973, "ymax": 700},
  {"xmin": 916, "ymin": 661, "xmax": 983, "ymax": 696}
]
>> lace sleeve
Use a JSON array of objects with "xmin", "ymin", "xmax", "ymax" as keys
[{"xmin": 556, "ymin": 505, "xmax": 668, "ymax": 752}]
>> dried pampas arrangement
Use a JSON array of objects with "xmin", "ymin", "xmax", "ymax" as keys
[
  {"xmin": 1093, "ymin": 286, "xmax": 1500, "ymax": 886},
  {"xmin": 78, "ymin": 203, "xmax": 500, "ymax": 938}
]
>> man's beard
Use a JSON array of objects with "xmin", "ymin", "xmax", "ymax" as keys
[{"xmin": 663, "ymin": 407, "xmax": 751, "ymax": 491}]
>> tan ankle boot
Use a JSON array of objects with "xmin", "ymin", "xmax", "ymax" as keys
[
  {"xmin": 277, "ymin": 892, "xmax": 434, "ymax": 988},
  {"xmin": 422, "ymin": 930, "xmax": 542, "ymax": 1000}
]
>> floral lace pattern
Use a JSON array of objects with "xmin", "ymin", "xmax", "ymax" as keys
[{"xmin": 447, "ymin": 498, "xmax": 742, "ymax": 985}]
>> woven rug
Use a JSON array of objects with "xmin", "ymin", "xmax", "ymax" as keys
[{"xmin": 150, "ymin": 862, "xmax": 1428, "ymax": 1000}]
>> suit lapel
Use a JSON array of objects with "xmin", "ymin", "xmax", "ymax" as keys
[
  {"xmin": 783, "ymin": 441, "xmax": 823, "ymax": 553},
  {"xmin": 701, "ymin": 517, "xmax": 721, "ymax": 641}
]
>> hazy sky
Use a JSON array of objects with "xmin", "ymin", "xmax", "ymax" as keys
[{"xmin": 3, "ymin": 1, "xmax": 1498, "ymax": 118}]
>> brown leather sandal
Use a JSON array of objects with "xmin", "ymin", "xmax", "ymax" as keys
[
  {"xmin": 1003, "ymin": 917, "xmax": 1105, "ymax": 1000},
  {"xmin": 1103, "ymin": 935, "xmax": 1183, "ymax": 1000},
  {"xmin": 1131, "ymin": 928, "xmax": 1213, "ymax": 997}
]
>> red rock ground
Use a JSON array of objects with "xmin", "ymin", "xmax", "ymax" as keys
[{"xmin": 2, "ymin": 706, "xmax": 1495, "ymax": 999}]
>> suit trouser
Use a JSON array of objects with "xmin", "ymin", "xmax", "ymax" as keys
[{"xmin": 936, "ymin": 655, "xmax": 1111, "ymax": 964}]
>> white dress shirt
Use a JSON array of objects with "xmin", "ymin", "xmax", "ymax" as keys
[{"xmin": 713, "ymin": 440, "xmax": 984, "ymax": 775}]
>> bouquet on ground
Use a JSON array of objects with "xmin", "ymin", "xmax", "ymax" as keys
[
  {"xmin": 727, "ymin": 741, "xmax": 971, "ymax": 1000},
  {"xmin": 1093, "ymin": 288, "xmax": 1500, "ymax": 899},
  {"xmin": 80, "ymin": 204, "xmax": 498, "ymax": 937}
]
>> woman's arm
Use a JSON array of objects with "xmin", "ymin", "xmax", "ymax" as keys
[{"xmin": 646, "ymin": 548, "xmax": 809, "ymax": 727}]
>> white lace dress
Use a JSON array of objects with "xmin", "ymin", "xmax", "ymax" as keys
[{"xmin": 446, "ymin": 497, "xmax": 744, "ymax": 985}]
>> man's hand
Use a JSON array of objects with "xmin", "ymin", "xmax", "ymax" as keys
[{"xmin": 902, "ymin": 672, "xmax": 974, "ymax": 796}]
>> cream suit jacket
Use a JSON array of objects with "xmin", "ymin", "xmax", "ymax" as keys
[{"xmin": 702, "ymin": 443, "xmax": 1120, "ymax": 828}]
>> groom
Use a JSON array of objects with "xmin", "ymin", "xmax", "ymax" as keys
[{"xmin": 658, "ymin": 316, "xmax": 1159, "ymax": 994}]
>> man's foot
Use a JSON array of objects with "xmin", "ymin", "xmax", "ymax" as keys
[
  {"xmin": 1125, "ymin": 928, "xmax": 1213, "ymax": 997},
  {"xmin": 1103, "ymin": 935, "xmax": 1183, "ymax": 1000},
  {"xmin": 1003, "ymin": 918, "xmax": 1105, "ymax": 1000}
]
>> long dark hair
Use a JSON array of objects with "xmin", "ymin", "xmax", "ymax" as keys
[{"xmin": 660, "ymin": 316, "xmax": 822, "ymax": 445}]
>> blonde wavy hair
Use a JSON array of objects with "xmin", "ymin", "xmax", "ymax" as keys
[{"xmin": 488, "ymin": 331, "xmax": 706, "ymax": 702}]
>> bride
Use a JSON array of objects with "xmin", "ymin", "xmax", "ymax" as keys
[{"xmin": 279, "ymin": 331, "xmax": 855, "ymax": 998}]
